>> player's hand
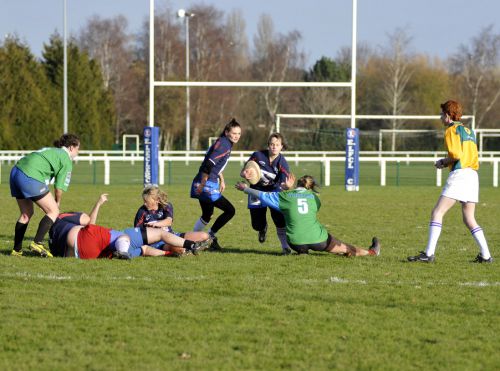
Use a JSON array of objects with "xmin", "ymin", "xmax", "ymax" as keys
[
  {"xmin": 235, "ymin": 181, "xmax": 248, "ymax": 191},
  {"xmin": 98, "ymin": 193, "xmax": 109, "ymax": 205},
  {"xmin": 434, "ymin": 159, "xmax": 445, "ymax": 169},
  {"xmin": 283, "ymin": 174, "xmax": 296, "ymax": 190}
]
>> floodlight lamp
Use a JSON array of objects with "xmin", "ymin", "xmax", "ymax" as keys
[{"xmin": 177, "ymin": 9, "xmax": 194, "ymax": 18}]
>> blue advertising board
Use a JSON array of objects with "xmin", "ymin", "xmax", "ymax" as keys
[
  {"xmin": 345, "ymin": 128, "xmax": 360, "ymax": 191},
  {"xmin": 143, "ymin": 126, "xmax": 159, "ymax": 186}
]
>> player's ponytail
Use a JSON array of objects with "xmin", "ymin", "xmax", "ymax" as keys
[
  {"xmin": 54, "ymin": 133, "xmax": 80, "ymax": 148},
  {"xmin": 220, "ymin": 118, "xmax": 241, "ymax": 137},
  {"xmin": 297, "ymin": 175, "xmax": 319, "ymax": 193}
]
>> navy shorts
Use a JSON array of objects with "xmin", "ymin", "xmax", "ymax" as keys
[{"xmin": 10, "ymin": 166, "xmax": 49, "ymax": 200}]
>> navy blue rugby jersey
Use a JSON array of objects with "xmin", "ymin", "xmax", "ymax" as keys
[
  {"xmin": 249, "ymin": 150, "xmax": 290, "ymax": 192},
  {"xmin": 198, "ymin": 136, "xmax": 233, "ymax": 181},
  {"xmin": 134, "ymin": 202, "xmax": 174, "ymax": 228}
]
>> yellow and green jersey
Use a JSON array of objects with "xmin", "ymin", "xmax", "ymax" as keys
[
  {"xmin": 16, "ymin": 147, "xmax": 73, "ymax": 191},
  {"xmin": 259, "ymin": 188, "xmax": 328, "ymax": 245},
  {"xmin": 444, "ymin": 122, "xmax": 479, "ymax": 171}
]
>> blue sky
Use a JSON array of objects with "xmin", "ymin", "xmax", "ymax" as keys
[{"xmin": 1, "ymin": 0, "xmax": 499, "ymax": 67}]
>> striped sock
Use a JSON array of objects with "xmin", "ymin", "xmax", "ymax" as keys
[
  {"xmin": 425, "ymin": 221, "xmax": 442, "ymax": 257},
  {"xmin": 470, "ymin": 226, "xmax": 491, "ymax": 259}
]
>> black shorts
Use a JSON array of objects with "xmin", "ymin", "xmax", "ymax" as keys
[{"xmin": 288, "ymin": 234, "xmax": 333, "ymax": 254}]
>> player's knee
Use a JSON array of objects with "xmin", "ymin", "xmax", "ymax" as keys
[
  {"xmin": 19, "ymin": 212, "xmax": 33, "ymax": 223},
  {"xmin": 115, "ymin": 236, "xmax": 131, "ymax": 253},
  {"xmin": 225, "ymin": 204, "xmax": 236, "ymax": 218}
]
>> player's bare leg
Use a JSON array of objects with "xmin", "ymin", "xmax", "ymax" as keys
[{"xmin": 326, "ymin": 236, "xmax": 379, "ymax": 256}]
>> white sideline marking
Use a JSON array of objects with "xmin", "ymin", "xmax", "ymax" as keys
[
  {"xmin": 2, "ymin": 272, "xmax": 499, "ymax": 287},
  {"xmin": 329, "ymin": 276, "xmax": 500, "ymax": 287}
]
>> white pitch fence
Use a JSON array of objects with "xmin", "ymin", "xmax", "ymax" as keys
[{"xmin": 1, "ymin": 152, "xmax": 498, "ymax": 187}]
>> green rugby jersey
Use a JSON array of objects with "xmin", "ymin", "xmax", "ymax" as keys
[
  {"xmin": 259, "ymin": 188, "xmax": 328, "ymax": 245},
  {"xmin": 16, "ymin": 147, "xmax": 73, "ymax": 191}
]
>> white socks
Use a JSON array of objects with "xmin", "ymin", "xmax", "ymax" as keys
[
  {"xmin": 193, "ymin": 217, "xmax": 207, "ymax": 232},
  {"xmin": 425, "ymin": 221, "xmax": 442, "ymax": 257},
  {"xmin": 470, "ymin": 226, "xmax": 491, "ymax": 259}
]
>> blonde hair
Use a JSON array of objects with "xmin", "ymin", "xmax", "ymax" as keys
[
  {"xmin": 296, "ymin": 175, "xmax": 320, "ymax": 193},
  {"xmin": 142, "ymin": 186, "xmax": 168, "ymax": 207}
]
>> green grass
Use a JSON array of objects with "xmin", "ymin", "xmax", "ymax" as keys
[{"xmin": 0, "ymin": 184, "xmax": 499, "ymax": 370}]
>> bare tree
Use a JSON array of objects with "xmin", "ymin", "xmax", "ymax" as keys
[
  {"xmin": 78, "ymin": 15, "xmax": 137, "ymax": 143},
  {"xmin": 252, "ymin": 14, "xmax": 304, "ymax": 133},
  {"xmin": 449, "ymin": 25, "xmax": 500, "ymax": 128},
  {"xmin": 381, "ymin": 28, "xmax": 413, "ymax": 151}
]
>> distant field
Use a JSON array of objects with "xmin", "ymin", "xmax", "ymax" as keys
[
  {"xmin": 0, "ymin": 184, "xmax": 499, "ymax": 370},
  {"xmin": 1, "ymin": 159, "xmax": 497, "ymax": 187}
]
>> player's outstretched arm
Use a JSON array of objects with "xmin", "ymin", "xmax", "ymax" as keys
[{"xmin": 89, "ymin": 193, "xmax": 108, "ymax": 225}]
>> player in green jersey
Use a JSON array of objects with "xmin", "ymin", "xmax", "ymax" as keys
[
  {"xmin": 235, "ymin": 174, "xmax": 380, "ymax": 256},
  {"xmin": 9, "ymin": 133, "xmax": 80, "ymax": 257}
]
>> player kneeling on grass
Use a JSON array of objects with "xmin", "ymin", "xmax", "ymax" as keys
[
  {"xmin": 235, "ymin": 174, "xmax": 380, "ymax": 257},
  {"xmin": 134, "ymin": 185, "xmax": 210, "ymax": 251},
  {"xmin": 48, "ymin": 194, "xmax": 211, "ymax": 259}
]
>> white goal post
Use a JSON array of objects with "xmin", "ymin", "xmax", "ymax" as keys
[{"xmin": 275, "ymin": 114, "xmax": 476, "ymax": 133}]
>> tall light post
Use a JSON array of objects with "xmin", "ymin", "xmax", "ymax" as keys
[{"xmin": 177, "ymin": 9, "xmax": 194, "ymax": 151}]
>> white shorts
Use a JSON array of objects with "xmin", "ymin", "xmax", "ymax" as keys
[{"xmin": 441, "ymin": 168, "xmax": 479, "ymax": 203}]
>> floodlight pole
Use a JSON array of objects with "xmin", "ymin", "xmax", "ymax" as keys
[
  {"xmin": 63, "ymin": 0, "xmax": 68, "ymax": 133},
  {"xmin": 178, "ymin": 9, "xmax": 194, "ymax": 151}
]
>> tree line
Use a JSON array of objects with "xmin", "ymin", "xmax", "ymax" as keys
[{"xmin": 1, "ymin": 3, "xmax": 499, "ymax": 151}]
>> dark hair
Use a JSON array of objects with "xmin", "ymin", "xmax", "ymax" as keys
[
  {"xmin": 296, "ymin": 175, "xmax": 320, "ymax": 193},
  {"xmin": 54, "ymin": 133, "xmax": 80, "ymax": 148},
  {"xmin": 440, "ymin": 100, "xmax": 463, "ymax": 121},
  {"xmin": 220, "ymin": 118, "xmax": 241, "ymax": 137},
  {"xmin": 268, "ymin": 132, "xmax": 288, "ymax": 150}
]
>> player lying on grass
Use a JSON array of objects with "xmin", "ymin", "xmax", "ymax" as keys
[
  {"xmin": 235, "ymin": 174, "xmax": 380, "ymax": 256},
  {"xmin": 134, "ymin": 185, "xmax": 210, "ymax": 251},
  {"xmin": 48, "ymin": 194, "xmax": 211, "ymax": 259}
]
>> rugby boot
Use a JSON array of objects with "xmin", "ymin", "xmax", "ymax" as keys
[
  {"xmin": 472, "ymin": 254, "xmax": 493, "ymax": 263},
  {"xmin": 11, "ymin": 249, "xmax": 24, "ymax": 257},
  {"xmin": 112, "ymin": 250, "xmax": 131, "ymax": 260},
  {"xmin": 189, "ymin": 238, "xmax": 212, "ymax": 255},
  {"xmin": 369, "ymin": 237, "xmax": 381, "ymax": 256},
  {"xmin": 209, "ymin": 237, "xmax": 222, "ymax": 251},
  {"xmin": 407, "ymin": 251, "xmax": 434, "ymax": 263},
  {"xmin": 258, "ymin": 224, "xmax": 267, "ymax": 243},
  {"xmin": 30, "ymin": 241, "xmax": 53, "ymax": 258}
]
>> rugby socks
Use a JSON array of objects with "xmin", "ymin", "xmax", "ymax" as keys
[
  {"xmin": 276, "ymin": 227, "xmax": 289, "ymax": 251},
  {"xmin": 424, "ymin": 221, "xmax": 442, "ymax": 257},
  {"xmin": 193, "ymin": 217, "xmax": 208, "ymax": 232},
  {"xmin": 208, "ymin": 229, "xmax": 216, "ymax": 238},
  {"xmin": 14, "ymin": 222, "xmax": 29, "ymax": 252},
  {"xmin": 470, "ymin": 226, "xmax": 491, "ymax": 259},
  {"xmin": 33, "ymin": 215, "xmax": 54, "ymax": 244}
]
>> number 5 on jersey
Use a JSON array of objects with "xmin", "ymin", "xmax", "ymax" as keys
[{"xmin": 297, "ymin": 198, "xmax": 308, "ymax": 214}]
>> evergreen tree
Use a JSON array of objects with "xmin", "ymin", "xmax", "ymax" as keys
[
  {"xmin": 42, "ymin": 35, "xmax": 115, "ymax": 149},
  {"xmin": 0, "ymin": 37, "xmax": 58, "ymax": 149}
]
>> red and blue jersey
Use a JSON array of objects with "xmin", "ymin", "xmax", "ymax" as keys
[
  {"xmin": 248, "ymin": 150, "xmax": 290, "ymax": 192},
  {"xmin": 198, "ymin": 136, "xmax": 233, "ymax": 181},
  {"xmin": 134, "ymin": 202, "xmax": 174, "ymax": 232}
]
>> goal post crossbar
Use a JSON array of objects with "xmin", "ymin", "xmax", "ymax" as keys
[{"xmin": 275, "ymin": 114, "xmax": 476, "ymax": 132}]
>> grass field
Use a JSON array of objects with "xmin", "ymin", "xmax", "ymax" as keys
[{"xmin": 0, "ymin": 181, "xmax": 499, "ymax": 370}]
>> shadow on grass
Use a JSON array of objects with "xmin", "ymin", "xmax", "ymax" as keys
[{"xmin": 212, "ymin": 247, "xmax": 290, "ymax": 256}]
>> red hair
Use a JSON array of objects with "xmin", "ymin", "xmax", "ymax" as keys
[{"xmin": 440, "ymin": 100, "xmax": 463, "ymax": 121}]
